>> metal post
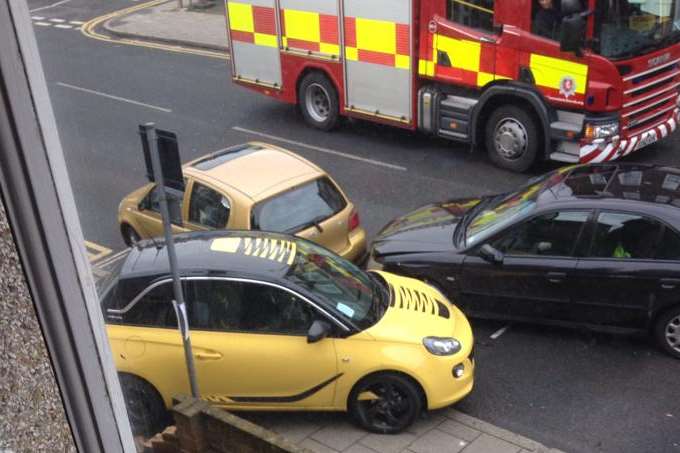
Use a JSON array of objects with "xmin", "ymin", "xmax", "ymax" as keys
[{"xmin": 142, "ymin": 123, "xmax": 199, "ymax": 398}]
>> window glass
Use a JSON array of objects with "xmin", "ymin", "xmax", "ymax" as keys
[
  {"xmin": 532, "ymin": 0, "xmax": 564, "ymax": 40},
  {"xmin": 142, "ymin": 184, "xmax": 186, "ymax": 214},
  {"xmin": 188, "ymin": 182, "xmax": 230, "ymax": 228},
  {"xmin": 120, "ymin": 282, "xmax": 177, "ymax": 328},
  {"xmin": 656, "ymin": 227, "xmax": 680, "ymax": 260},
  {"xmin": 187, "ymin": 279, "xmax": 315, "ymax": 335},
  {"xmin": 590, "ymin": 212, "xmax": 661, "ymax": 259},
  {"xmin": 251, "ymin": 177, "xmax": 346, "ymax": 233},
  {"xmin": 491, "ymin": 211, "xmax": 590, "ymax": 256},
  {"xmin": 447, "ymin": 0, "xmax": 495, "ymax": 32}
]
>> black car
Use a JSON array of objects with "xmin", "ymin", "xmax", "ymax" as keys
[{"xmin": 369, "ymin": 163, "xmax": 680, "ymax": 358}]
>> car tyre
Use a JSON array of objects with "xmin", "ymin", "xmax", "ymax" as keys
[
  {"xmin": 485, "ymin": 105, "xmax": 539, "ymax": 173},
  {"xmin": 122, "ymin": 224, "xmax": 141, "ymax": 247},
  {"xmin": 654, "ymin": 305, "xmax": 680, "ymax": 359},
  {"xmin": 118, "ymin": 373, "xmax": 169, "ymax": 437},
  {"xmin": 298, "ymin": 72, "xmax": 339, "ymax": 131},
  {"xmin": 348, "ymin": 373, "xmax": 422, "ymax": 434}
]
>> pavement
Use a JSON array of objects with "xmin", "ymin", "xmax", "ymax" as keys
[{"xmin": 99, "ymin": 3, "xmax": 565, "ymax": 453}]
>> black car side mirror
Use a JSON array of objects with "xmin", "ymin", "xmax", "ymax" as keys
[
  {"xmin": 479, "ymin": 244, "xmax": 504, "ymax": 265},
  {"xmin": 307, "ymin": 320, "xmax": 332, "ymax": 343}
]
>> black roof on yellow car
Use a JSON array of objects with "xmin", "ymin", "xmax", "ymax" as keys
[{"xmin": 122, "ymin": 230, "xmax": 301, "ymax": 281}]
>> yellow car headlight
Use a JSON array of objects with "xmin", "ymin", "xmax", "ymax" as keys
[{"xmin": 423, "ymin": 337, "xmax": 461, "ymax": 356}]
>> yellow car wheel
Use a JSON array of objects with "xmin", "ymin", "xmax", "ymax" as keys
[
  {"xmin": 119, "ymin": 373, "xmax": 168, "ymax": 437},
  {"xmin": 348, "ymin": 373, "xmax": 422, "ymax": 435}
]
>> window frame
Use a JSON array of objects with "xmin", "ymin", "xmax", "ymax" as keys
[
  {"xmin": 107, "ymin": 276, "xmax": 351, "ymax": 334},
  {"xmin": 446, "ymin": 0, "xmax": 497, "ymax": 34},
  {"xmin": 187, "ymin": 180, "xmax": 232, "ymax": 229},
  {"xmin": 581, "ymin": 209, "xmax": 665, "ymax": 262}
]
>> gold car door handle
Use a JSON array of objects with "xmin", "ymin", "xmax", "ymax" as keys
[{"xmin": 194, "ymin": 351, "xmax": 223, "ymax": 361}]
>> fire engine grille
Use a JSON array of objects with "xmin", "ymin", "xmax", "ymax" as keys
[{"xmin": 620, "ymin": 58, "xmax": 680, "ymax": 135}]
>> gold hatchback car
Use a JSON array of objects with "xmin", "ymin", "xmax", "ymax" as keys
[{"xmin": 118, "ymin": 142, "xmax": 367, "ymax": 262}]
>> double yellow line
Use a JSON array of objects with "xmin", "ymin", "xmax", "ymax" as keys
[{"xmin": 81, "ymin": 0, "xmax": 229, "ymax": 60}]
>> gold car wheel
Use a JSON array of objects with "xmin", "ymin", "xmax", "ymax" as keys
[
  {"xmin": 122, "ymin": 224, "xmax": 141, "ymax": 247},
  {"xmin": 349, "ymin": 373, "xmax": 422, "ymax": 434}
]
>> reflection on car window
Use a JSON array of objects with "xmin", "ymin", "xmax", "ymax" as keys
[
  {"xmin": 144, "ymin": 184, "xmax": 184, "ymax": 214},
  {"xmin": 189, "ymin": 182, "xmax": 230, "ymax": 228},
  {"xmin": 492, "ymin": 211, "xmax": 590, "ymax": 257},
  {"xmin": 187, "ymin": 280, "xmax": 314, "ymax": 335},
  {"xmin": 286, "ymin": 240, "xmax": 377, "ymax": 329},
  {"xmin": 114, "ymin": 282, "xmax": 177, "ymax": 328},
  {"xmin": 590, "ymin": 212, "xmax": 661, "ymax": 259},
  {"xmin": 251, "ymin": 177, "xmax": 346, "ymax": 233}
]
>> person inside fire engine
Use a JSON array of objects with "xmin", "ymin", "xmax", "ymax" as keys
[{"xmin": 533, "ymin": 0, "xmax": 562, "ymax": 40}]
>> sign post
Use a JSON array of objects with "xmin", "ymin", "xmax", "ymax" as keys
[{"xmin": 139, "ymin": 123, "xmax": 199, "ymax": 398}]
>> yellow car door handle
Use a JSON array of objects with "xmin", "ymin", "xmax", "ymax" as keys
[{"xmin": 194, "ymin": 351, "xmax": 223, "ymax": 360}]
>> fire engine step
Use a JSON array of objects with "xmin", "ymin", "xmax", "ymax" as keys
[{"xmin": 438, "ymin": 95, "xmax": 478, "ymax": 140}]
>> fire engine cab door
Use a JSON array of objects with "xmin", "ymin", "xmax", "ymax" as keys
[
  {"xmin": 426, "ymin": 15, "xmax": 497, "ymax": 90},
  {"xmin": 342, "ymin": 0, "xmax": 413, "ymax": 123},
  {"xmin": 226, "ymin": 0, "xmax": 282, "ymax": 88}
]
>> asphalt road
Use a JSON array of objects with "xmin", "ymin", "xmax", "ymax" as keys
[{"xmin": 27, "ymin": 1, "xmax": 680, "ymax": 451}]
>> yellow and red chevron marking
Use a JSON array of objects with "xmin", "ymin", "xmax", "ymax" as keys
[
  {"xmin": 227, "ymin": 2, "xmax": 278, "ymax": 47},
  {"xmin": 344, "ymin": 17, "xmax": 411, "ymax": 70},
  {"xmin": 281, "ymin": 9, "xmax": 339, "ymax": 55}
]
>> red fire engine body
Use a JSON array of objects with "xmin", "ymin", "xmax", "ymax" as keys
[{"xmin": 225, "ymin": 0, "xmax": 680, "ymax": 172}]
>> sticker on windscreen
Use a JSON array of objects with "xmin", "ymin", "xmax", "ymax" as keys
[
  {"xmin": 336, "ymin": 303, "xmax": 355, "ymax": 318},
  {"xmin": 211, "ymin": 237, "xmax": 296, "ymax": 265}
]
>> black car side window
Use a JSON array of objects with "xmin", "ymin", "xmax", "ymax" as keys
[
  {"xmin": 656, "ymin": 227, "xmax": 680, "ymax": 261},
  {"xmin": 188, "ymin": 182, "xmax": 230, "ymax": 228},
  {"xmin": 492, "ymin": 211, "xmax": 590, "ymax": 257},
  {"xmin": 122, "ymin": 282, "xmax": 177, "ymax": 328},
  {"xmin": 590, "ymin": 212, "xmax": 661, "ymax": 260},
  {"xmin": 186, "ymin": 279, "xmax": 245, "ymax": 331}
]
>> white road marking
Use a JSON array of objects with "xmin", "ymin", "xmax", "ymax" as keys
[
  {"xmin": 490, "ymin": 324, "xmax": 511, "ymax": 340},
  {"xmin": 29, "ymin": 0, "xmax": 72, "ymax": 13},
  {"xmin": 34, "ymin": 21, "xmax": 52, "ymax": 26},
  {"xmin": 69, "ymin": 20, "xmax": 85, "ymax": 25},
  {"xmin": 56, "ymin": 82, "xmax": 173, "ymax": 113},
  {"xmin": 54, "ymin": 24, "xmax": 73, "ymax": 29},
  {"xmin": 31, "ymin": 15, "xmax": 45, "ymax": 20},
  {"xmin": 232, "ymin": 127, "xmax": 407, "ymax": 172},
  {"xmin": 49, "ymin": 18, "xmax": 66, "ymax": 22}
]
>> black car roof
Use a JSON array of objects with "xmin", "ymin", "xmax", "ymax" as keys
[
  {"xmin": 540, "ymin": 163, "xmax": 680, "ymax": 210},
  {"xmin": 121, "ymin": 230, "xmax": 301, "ymax": 282}
]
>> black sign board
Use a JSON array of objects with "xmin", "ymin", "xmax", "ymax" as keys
[{"xmin": 139, "ymin": 126, "xmax": 185, "ymax": 191}]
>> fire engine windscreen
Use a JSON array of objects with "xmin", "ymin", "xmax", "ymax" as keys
[{"xmin": 594, "ymin": 0, "xmax": 680, "ymax": 59}]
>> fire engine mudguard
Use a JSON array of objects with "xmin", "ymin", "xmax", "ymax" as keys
[{"xmin": 471, "ymin": 83, "xmax": 556, "ymax": 159}]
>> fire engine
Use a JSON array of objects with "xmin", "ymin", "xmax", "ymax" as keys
[{"xmin": 225, "ymin": 0, "xmax": 680, "ymax": 172}]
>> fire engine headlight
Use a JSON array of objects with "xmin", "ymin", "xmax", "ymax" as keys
[
  {"xmin": 584, "ymin": 121, "xmax": 619, "ymax": 141},
  {"xmin": 423, "ymin": 337, "xmax": 461, "ymax": 356}
]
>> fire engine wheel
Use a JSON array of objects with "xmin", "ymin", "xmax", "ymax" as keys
[
  {"xmin": 485, "ymin": 105, "xmax": 538, "ymax": 173},
  {"xmin": 299, "ymin": 73, "xmax": 339, "ymax": 131}
]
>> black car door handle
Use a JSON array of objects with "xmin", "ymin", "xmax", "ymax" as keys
[
  {"xmin": 546, "ymin": 272, "xmax": 567, "ymax": 283},
  {"xmin": 660, "ymin": 278, "xmax": 680, "ymax": 290}
]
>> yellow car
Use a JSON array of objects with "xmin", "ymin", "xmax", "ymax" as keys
[
  {"xmin": 99, "ymin": 231, "xmax": 474, "ymax": 436},
  {"xmin": 118, "ymin": 142, "xmax": 366, "ymax": 262}
]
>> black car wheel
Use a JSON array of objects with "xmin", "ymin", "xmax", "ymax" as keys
[
  {"xmin": 485, "ymin": 105, "xmax": 539, "ymax": 173},
  {"xmin": 122, "ymin": 224, "xmax": 141, "ymax": 247},
  {"xmin": 348, "ymin": 373, "xmax": 422, "ymax": 434},
  {"xmin": 119, "ymin": 373, "xmax": 169, "ymax": 437},
  {"xmin": 298, "ymin": 72, "xmax": 339, "ymax": 131},
  {"xmin": 654, "ymin": 305, "xmax": 680, "ymax": 359}
]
